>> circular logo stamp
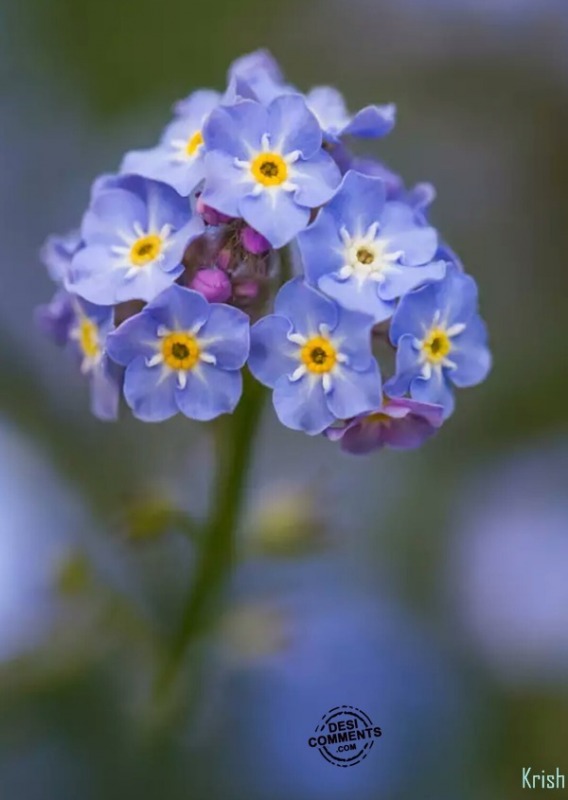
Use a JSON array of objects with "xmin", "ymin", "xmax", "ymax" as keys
[{"xmin": 307, "ymin": 705, "xmax": 382, "ymax": 767}]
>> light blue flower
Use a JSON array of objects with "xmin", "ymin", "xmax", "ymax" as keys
[
  {"xmin": 298, "ymin": 170, "xmax": 445, "ymax": 323},
  {"xmin": 68, "ymin": 175, "xmax": 203, "ymax": 305},
  {"xmin": 305, "ymin": 86, "xmax": 396, "ymax": 142},
  {"xmin": 106, "ymin": 284, "xmax": 249, "ymax": 422},
  {"xmin": 201, "ymin": 96, "xmax": 341, "ymax": 248},
  {"xmin": 249, "ymin": 278, "xmax": 381, "ymax": 435},
  {"xmin": 122, "ymin": 91, "xmax": 221, "ymax": 197},
  {"xmin": 385, "ymin": 265, "xmax": 492, "ymax": 418}
]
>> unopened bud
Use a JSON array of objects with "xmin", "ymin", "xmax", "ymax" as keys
[
  {"xmin": 241, "ymin": 225, "xmax": 271, "ymax": 254},
  {"xmin": 196, "ymin": 197, "xmax": 233, "ymax": 226},
  {"xmin": 189, "ymin": 268, "xmax": 232, "ymax": 303}
]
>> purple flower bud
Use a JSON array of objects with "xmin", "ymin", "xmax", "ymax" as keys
[
  {"xmin": 196, "ymin": 197, "xmax": 233, "ymax": 226},
  {"xmin": 189, "ymin": 268, "xmax": 232, "ymax": 303},
  {"xmin": 241, "ymin": 225, "xmax": 271, "ymax": 255}
]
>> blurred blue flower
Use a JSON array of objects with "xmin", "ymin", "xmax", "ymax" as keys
[
  {"xmin": 249, "ymin": 278, "xmax": 381, "ymax": 435},
  {"xmin": 451, "ymin": 440, "xmax": 568, "ymax": 686},
  {"xmin": 298, "ymin": 171, "xmax": 445, "ymax": 322},
  {"xmin": 210, "ymin": 559, "xmax": 470, "ymax": 800},
  {"xmin": 386, "ymin": 265, "xmax": 491, "ymax": 417},
  {"xmin": 69, "ymin": 175, "xmax": 203, "ymax": 305},
  {"xmin": 106, "ymin": 284, "xmax": 249, "ymax": 422},
  {"xmin": 325, "ymin": 396, "xmax": 444, "ymax": 454},
  {"xmin": 305, "ymin": 86, "xmax": 396, "ymax": 142},
  {"xmin": 122, "ymin": 91, "xmax": 221, "ymax": 197},
  {"xmin": 202, "ymin": 96, "xmax": 341, "ymax": 248}
]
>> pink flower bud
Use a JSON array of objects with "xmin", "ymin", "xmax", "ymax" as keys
[
  {"xmin": 189, "ymin": 268, "xmax": 232, "ymax": 303},
  {"xmin": 241, "ymin": 225, "xmax": 271, "ymax": 255},
  {"xmin": 196, "ymin": 197, "xmax": 233, "ymax": 226}
]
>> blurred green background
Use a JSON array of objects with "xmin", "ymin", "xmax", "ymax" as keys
[{"xmin": 1, "ymin": 0, "xmax": 567, "ymax": 797}]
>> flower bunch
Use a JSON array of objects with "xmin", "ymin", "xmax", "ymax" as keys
[{"xmin": 37, "ymin": 50, "xmax": 491, "ymax": 453}]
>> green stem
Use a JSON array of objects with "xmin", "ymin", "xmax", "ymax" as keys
[{"xmin": 156, "ymin": 370, "xmax": 265, "ymax": 695}]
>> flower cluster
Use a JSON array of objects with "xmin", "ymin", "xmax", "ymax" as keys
[{"xmin": 37, "ymin": 50, "xmax": 491, "ymax": 453}]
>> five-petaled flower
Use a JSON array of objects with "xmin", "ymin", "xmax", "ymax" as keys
[
  {"xmin": 69, "ymin": 176, "xmax": 203, "ymax": 305},
  {"xmin": 325, "ymin": 397, "xmax": 444, "ymax": 455},
  {"xmin": 106, "ymin": 284, "xmax": 250, "ymax": 422},
  {"xmin": 298, "ymin": 171, "xmax": 446, "ymax": 323},
  {"xmin": 248, "ymin": 278, "xmax": 382, "ymax": 435},
  {"xmin": 202, "ymin": 95, "xmax": 341, "ymax": 248},
  {"xmin": 385, "ymin": 266, "xmax": 492, "ymax": 418}
]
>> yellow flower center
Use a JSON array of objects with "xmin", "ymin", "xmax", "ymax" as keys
[
  {"xmin": 422, "ymin": 328, "xmax": 452, "ymax": 364},
  {"xmin": 186, "ymin": 130, "xmax": 204, "ymax": 157},
  {"xmin": 130, "ymin": 234, "xmax": 162, "ymax": 267},
  {"xmin": 300, "ymin": 336, "xmax": 337, "ymax": 374},
  {"xmin": 78, "ymin": 318, "xmax": 100, "ymax": 359},
  {"xmin": 161, "ymin": 333, "xmax": 201, "ymax": 371},
  {"xmin": 251, "ymin": 152, "xmax": 288, "ymax": 187}
]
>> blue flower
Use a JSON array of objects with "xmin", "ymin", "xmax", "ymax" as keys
[
  {"xmin": 36, "ymin": 291, "xmax": 120, "ymax": 420},
  {"xmin": 40, "ymin": 229, "xmax": 82, "ymax": 284},
  {"xmin": 305, "ymin": 86, "xmax": 396, "ymax": 142},
  {"xmin": 298, "ymin": 170, "xmax": 445, "ymax": 323},
  {"xmin": 385, "ymin": 265, "xmax": 492, "ymax": 418},
  {"xmin": 201, "ymin": 96, "xmax": 341, "ymax": 248},
  {"xmin": 248, "ymin": 278, "xmax": 381, "ymax": 435},
  {"xmin": 122, "ymin": 91, "xmax": 221, "ymax": 197},
  {"xmin": 106, "ymin": 284, "xmax": 250, "ymax": 422},
  {"xmin": 68, "ymin": 176, "xmax": 203, "ymax": 305}
]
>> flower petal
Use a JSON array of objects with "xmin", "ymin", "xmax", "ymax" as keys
[
  {"xmin": 291, "ymin": 150, "xmax": 341, "ymax": 208},
  {"xmin": 249, "ymin": 315, "xmax": 298, "ymax": 388},
  {"xmin": 176, "ymin": 364, "xmax": 243, "ymax": 421},
  {"xmin": 274, "ymin": 278, "xmax": 338, "ymax": 337},
  {"xmin": 273, "ymin": 374, "xmax": 335, "ymax": 435},
  {"xmin": 198, "ymin": 304, "xmax": 250, "ymax": 369},
  {"xmin": 106, "ymin": 312, "xmax": 159, "ymax": 365},
  {"xmin": 267, "ymin": 94, "xmax": 322, "ymax": 157},
  {"xmin": 123, "ymin": 358, "xmax": 178, "ymax": 422},
  {"xmin": 239, "ymin": 190, "xmax": 310, "ymax": 249},
  {"xmin": 450, "ymin": 316, "xmax": 492, "ymax": 388},
  {"xmin": 146, "ymin": 285, "xmax": 210, "ymax": 331},
  {"xmin": 326, "ymin": 361, "xmax": 382, "ymax": 420},
  {"xmin": 319, "ymin": 273, "xmax": 395, "ymax": 324}
]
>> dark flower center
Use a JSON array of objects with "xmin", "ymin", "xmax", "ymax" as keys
[
  {"xmin": 310, "ymin": 347, "xmax": 328, "ymax": 365},
  {"xmin": 172, "ymin": 342, "xmax": 190, "ymax": 360},
  {"xmin": 260, "ymin": 160, "xmax": 280, "ymax": 178},
  {"xmin": 356, "ymin": 247, "xmax": 374, "ymax": 265}
]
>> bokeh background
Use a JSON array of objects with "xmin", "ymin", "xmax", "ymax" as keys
[{"xmin": 1, "ymin": 0, "xmax": 567, "ymax": 797}]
